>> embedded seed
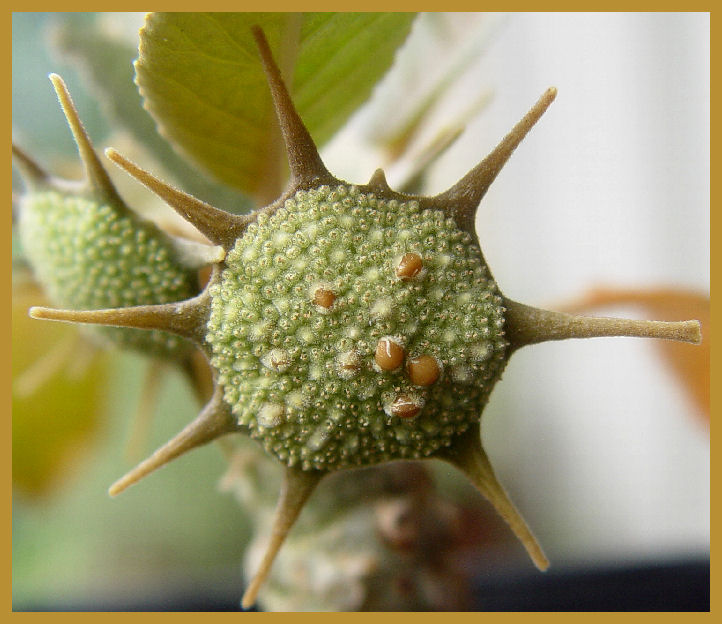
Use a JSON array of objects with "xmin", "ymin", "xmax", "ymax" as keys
[
  {"xmin": 313, "ymin": 287, "xmax": 336, "ymax": 308},
  {"xmin": 337, "ymin": 350, "xmax": 361, "ymax": 377},
  {"xmin": 390, "ymin": 394, "xmax": 422, "ymax": 419},
  {"xmin": 407, "ymin": 355, "xmax": 441, "ymax": 386},
  {"xmin": 375, "ymin": 337, "xmax": 405, "ymax": 371},
  {"xmin": 396, "ymin": 252, "xmax": 423, "ymax": 279},
  {"xmin": 338, "ymin": 351, "xmax": 360, "ymax": 370}
]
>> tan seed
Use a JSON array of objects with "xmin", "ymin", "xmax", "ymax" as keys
[
  {"xmin": 391, "ymin": 394, "xmax": 422, "ymax": 419},
  {"xmin": 375, "ymin": 337, "xmax": 405, "ymax": 371},
  {"xmin": 407, "ymin": 355, "xmax": 441, "ymax": 386},
  {"xmin": 313, "ymin": 287, "xmax": 336, "ymax": 308},
  {"xmin": 396, "ymin": 253, "xmax": 423, "ymax": 279}
]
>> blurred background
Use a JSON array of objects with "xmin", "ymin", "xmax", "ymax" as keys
[{"xmin": 12, "ymin": 12, "xmax": 709, "ymax": 610}]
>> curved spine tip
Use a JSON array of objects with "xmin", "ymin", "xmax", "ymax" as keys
[
  {"xmin": 251, "ymin": 26, "xmax": 336, "ymax": 190},
  {"xmin": 433, "ymin": 87, "xmax": 557, "ymax": 233},
  {"xmin": 109, "ymin": 391, "xmax": 237, "ymax": 497},
  {"xmin": 440, "ymin": 425, "xmax": 549, "ymax": 571},
  {"xmin": 241, "ymin": 466, "xmax": 324, "ymax": 609},
  {"xmin": 48, "ymin": 73, "xmax": 123, "ymax": 205},
  {"xmin": 105, "ymin": 147, "xmax": 248, "ymax": 249},
  {"xmin": 29, "ymin": 296, "xmax": 209, "ymax": 345}
]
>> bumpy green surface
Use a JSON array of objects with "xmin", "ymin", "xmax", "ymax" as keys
[
  {"xmin": 19, "ymin": 190, "xmax": 198, "ymax": 357},
  {"xmin": 207, "ymin": 185, "xmax": 508, "ymax": 471}
]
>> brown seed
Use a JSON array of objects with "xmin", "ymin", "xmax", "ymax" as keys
[
  {"xmin": 396, "ymin": 253, "xmax": 423, "ymax": 280},
  {"xmin": 313, "ymin": 287, "xmax": 336, "ymax": 308},
  {"xmin": 390, "ymin": 394, "xmax": 422, "ymax": 419},
  {"xmin": 375, "ymin": 337, "xmax": 405, "ymax": 371},
  {"xmin": 407, "ymin": 355, "xmax": 441, "ymax": 386}
]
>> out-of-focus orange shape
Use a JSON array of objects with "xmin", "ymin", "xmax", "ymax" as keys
[{"xmin": 559, "ymin": 287, "xmax": 709, "ymax": 424}]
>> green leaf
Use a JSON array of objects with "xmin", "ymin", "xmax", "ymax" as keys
[
  {"xmin": 136, "ymin": 12, "xmax": 416, "ymax": 203},
  {"xmin": 51, "ymin": 13, "xmax": 253, "ymax": 214}
]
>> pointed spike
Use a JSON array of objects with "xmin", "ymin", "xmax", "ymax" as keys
[
  {"xmin": 241, "ymin": 466, "xmax": 325, "ymax": 609},
  {"xmin": 504, "ymin": 298, "xmax": 702, "ymax": 352},
  {"xmin": 251, "ymin": 26, "xmax": 337, "ymax": 190},
  {"xmin": 433, "ymin": 87, "xmax": 557, "ymax": 233},
  {"xmin": 440, "ymin": 425, "xmax": 549, "ymax": 571},
  {"xmin": 48, "ymin": 74, "xmax": 123, "ymax": 205},
  {"xmin": 105, "ymin": 148, "xmax": 249, "ymax": 249},
  {"xmin": 367, "ymin": 168, "xmax": 392, "ymax": 193},
  {"xmin": 109, "ymin": 389, "xmax": 238, "ymax": 496},
  {"xmin": 11, "ymin": 143, "xmax": 53, "ymax": 190},
  {"xmin": 29, "ymin": 294, "xmax": 209, "ymax": 345}
]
